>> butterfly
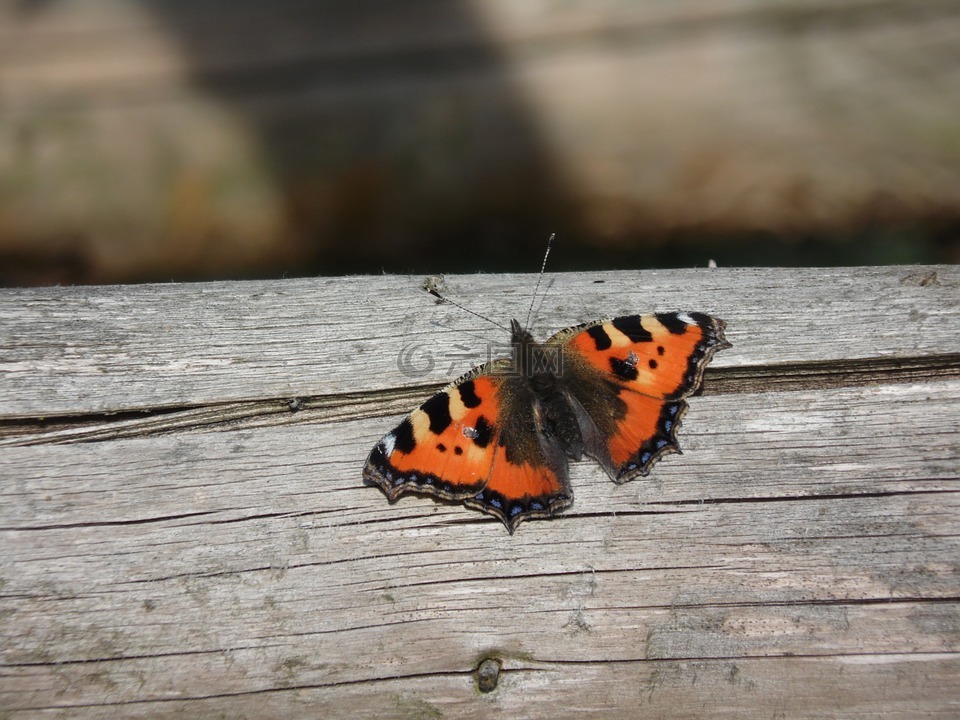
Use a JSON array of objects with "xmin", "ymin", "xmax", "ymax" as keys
[{"xmin": 364, "ymin": 302, "xmax": 730, "ymax": 533}]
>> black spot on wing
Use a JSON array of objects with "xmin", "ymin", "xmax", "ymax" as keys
[
  {"xmin": 687, "ymin": 311, "xmax": 713, "ymax": 328},
  {"xmin": 585, "ymin": 325, "xmax": 612, "ymax": 351},
  {"xmin": 655, "ymin": 312, "xmax": 689, "ymax": 335},
  {"xmin": 366, "ymin": 442, "xmax": 387, "ymax": 469},
  {"xmin": 612, "ymin": 316, "xmax": 653, "ymax": 343},
  {"xmin": 610, "ymin": 356, "xmax": 639, "ymax": 381},
  {"xmin": 421, "ymin": 392, "xmax": 452, "ymax": 434},
  {"xmin": 458, "ymin": 380, "xmax": 482, "ymax": 408},
  {"xmin": 472, "ymin": 415, "xmax": 493, "ymax": 448},
  {"xmin": 393, "ymin": 419, "xmax": 416, "ymax": 453}
]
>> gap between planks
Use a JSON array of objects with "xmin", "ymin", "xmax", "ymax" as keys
[{"xmin": 2, "ymin": 354, "xmax": 960, "ymax": 446}]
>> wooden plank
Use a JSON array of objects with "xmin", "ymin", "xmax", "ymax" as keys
[
  {"xmin": 4, "ymin": 656, "xmax": 958, "ymax": 719},
  {"xmin": 1, "ymin": 265, "xmax": 958, "ymax": 419},
  {"xmin": 1, "ymin": 267, "xmax": 959, "ymax": 717},
  {"xmin": 2, "ymin": 382, "xmax": 959, "ymax": 716}
]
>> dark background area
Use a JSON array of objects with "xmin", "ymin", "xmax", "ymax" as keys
[{"xmin": 2, "ymin": 0, "xmax": 958, "ymax": 286}]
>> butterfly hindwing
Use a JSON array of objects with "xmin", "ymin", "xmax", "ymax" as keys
[
  {"xmin": 551, "ymin": 312, "xmax": 730, "ymax": 483},
  {"xmin": 363, "ymin": 363, "xmax": 573, "ymax": 532}
]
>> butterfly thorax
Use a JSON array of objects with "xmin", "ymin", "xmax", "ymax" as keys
[
  {"xmin": 509, "ymin": 319, "xmax": 585, "ymax": 461},
  {"xmin": 509, "ymin": 319, "xmax": 564, "ymax": 379}
]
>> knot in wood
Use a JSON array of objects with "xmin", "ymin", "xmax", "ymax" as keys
[{"xmin": 476, "ymin": 657, "xmax": 501, "ymax": 693}]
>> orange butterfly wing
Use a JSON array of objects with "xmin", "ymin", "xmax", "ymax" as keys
[
  {"xmin": 363, "ymin": 362, "xmax": 573, "ymax": 532},
  {"xmin": 551, "ymin": 312, "xmax": 729, "ymax": 482}
]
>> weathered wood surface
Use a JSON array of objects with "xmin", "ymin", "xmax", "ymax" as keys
[{"xmin": 1, "ymin": 266, "xmax": 959, "ymax": 718}]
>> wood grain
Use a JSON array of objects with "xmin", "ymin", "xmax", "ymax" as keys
[{"xmin": 1, "ymin": 266, "xmax": 958, "ymax": 718}]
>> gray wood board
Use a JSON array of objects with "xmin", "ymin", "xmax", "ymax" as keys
[
  {"xmin": 0, "ymin": 266, "xmax": 957, "ymax": 419},
  {"xmin": 1, "ymin": 266, "xmax": 959, "ymax": 717}
]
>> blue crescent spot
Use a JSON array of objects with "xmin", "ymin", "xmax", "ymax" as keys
[
  {"xmin": 640, "ymin": 452, "xmax": 651, "ymax": 463},
  {"xmin": 510, "ymin": 505, "xmax": 523, "ymax": 516}
]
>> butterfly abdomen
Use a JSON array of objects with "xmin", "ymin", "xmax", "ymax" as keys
[
  {"xmin": 508, "ymin": 316, "xmax": 586, "ymax": 462},
  {"xmin": 527, "ymin": 370, "xmax": 585, "ymax": 461}
]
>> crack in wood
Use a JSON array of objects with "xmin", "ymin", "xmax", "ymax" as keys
[
  {"xmin": 645, "ymin": 488, "xmax": 960, "ymax": 506},
  {"xmin": 4, "ymin": 666, "xmax": 478, "ymax": 711},
  {"xmin": 0, "ymin": 510, "xmax": 225, "ymax": 533},
  {"xmin": 708, "ymin": 354, "xmax": 960, "ymax": 394},
  {"xmin": 6, "ymin": 652, "xmax": 957, "ymax": 713},
  {"xmin": 2, "ymin": 354, "xmax": 956, "ymax": 446}
]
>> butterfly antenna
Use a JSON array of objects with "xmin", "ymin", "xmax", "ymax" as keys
[
  {"xmin": 524, "ymin": 232, "xmax": 555, "ymax": 330},
  {"xmin": 424, "ymin": 284, "xmax": 510, "ymax": 333}
]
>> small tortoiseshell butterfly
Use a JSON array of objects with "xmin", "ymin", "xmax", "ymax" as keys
[{"xmin": 364, "ymin": 268, "xmax": 730, "ymax": 532}]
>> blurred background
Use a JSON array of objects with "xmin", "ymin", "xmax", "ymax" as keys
[{"xmin": 1, "ymin": 0, "xmax": 958, "ymax": 286}]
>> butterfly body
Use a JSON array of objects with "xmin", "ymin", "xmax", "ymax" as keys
[{"xmin": 364, "ymin": 312, "xmax": 730, "ymax": 532}]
